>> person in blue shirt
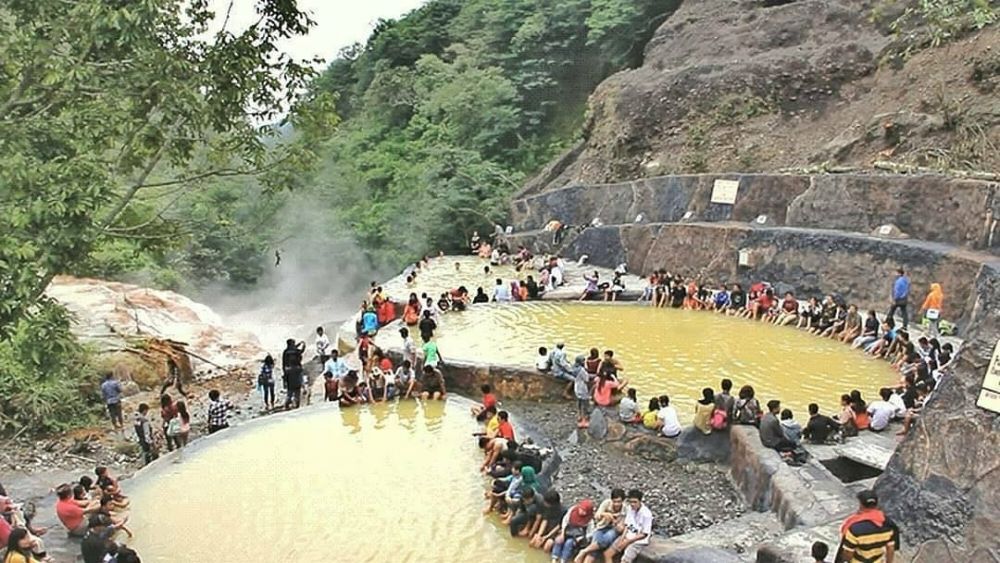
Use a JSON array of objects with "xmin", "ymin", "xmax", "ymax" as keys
[
  {"xmin": 887, "ymin": 267, "xmax": 910, "ymax": 329},
  {"xmin": 100, "ymin": 373, "xmax": 124, "ymax": 430},
  {"xmin": 361, "ymin": 306, "xmax": 379, "ymax": 335}
]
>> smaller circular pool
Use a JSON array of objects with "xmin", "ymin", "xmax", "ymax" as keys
[{"xmin": 377, "ymin": 302, "xmax": 898, "ymax": 415}]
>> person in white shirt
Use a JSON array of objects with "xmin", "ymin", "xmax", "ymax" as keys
[
  {"xmin": 399, "ymin": 327, "xmax": 417, "ymax": 367},
  {"xmin": 535, "ymin": 346, "xmax": 551, "ymax": 372},
  {"xmin": 550, "ymin": 264, "xmax": 564, "ymax": 288},
  {"xmin": 314, "ymin": 326, "xmax": 331, "ymax": 363},
  {"xmin": 393, "ymin": 360, "xmax": 418, "ymax": 398},
  {"xmin": 493, "ymin": 278, "xmax": 512, "ymax": 302},
  {"xmin": 322, "ymin": 350, "xmax": 349, "ymax": 380},
  {"xmin": 604, "ymin": 489, "xmax": 653, "ymax": 563},
  {"xmin": 867, "ymin": 388, "xmax": 901, "ymax": 432},
  {"xmin": 656, "ymin": 395, "xmax": 682, "ymax": 438},
  {"xmin": 887, "ymin": 387, "xmax": 907, "ymax": 419}
]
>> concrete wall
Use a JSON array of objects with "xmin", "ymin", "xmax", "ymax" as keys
[
  {"xmin": 510, "ymin": 222, "xmax": 996, "ymax": 331},
  {"xmin": 511, "ymin": 173, "xmax": 1000, "ymax": 254}
]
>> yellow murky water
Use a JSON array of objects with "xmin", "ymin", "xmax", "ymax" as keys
[
  {"xmin": 380, "ymin": 302, "xmax": 897, "ymax": 416},
  {"xmin": 125, "ymin": 400, "xmax": 547, "ymax": 562},
  {"xmin": 381, "ymin": 256, "xmax": 523, "ymax": 301}
]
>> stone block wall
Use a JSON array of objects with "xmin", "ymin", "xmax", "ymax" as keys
[
  {"xmin": 508, "ymin": 172, "xmax": 1000, "ymax": 560},
  {"xmin": 510, "ymin": 173, "xmax": 1000, "ymax": 254}
]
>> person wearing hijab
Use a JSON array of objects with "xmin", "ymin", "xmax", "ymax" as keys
[
  {"xmin": 549, "ymin": 499, "xmax": 595, "ymax": 563},
  {"xmin": 693, "ymin": 388, "xmax": 716, "ymax": 434},
  {"xmin": 572, "ymin": 356, "xmax": 593, "ymax": 429},
  {"xmin": 919, "ymin": 283, "xmax": 944, "ymax": 338}
]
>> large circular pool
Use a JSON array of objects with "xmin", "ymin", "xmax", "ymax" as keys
[{"xmin": 123, "ymin": 400, "xmax": 546, "ymax": 562}]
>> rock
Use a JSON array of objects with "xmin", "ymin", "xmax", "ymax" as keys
[
  {"xmin": 120, "ymin": 380, "xmax": 141, "ymax": 397},
  {"xmin": 640, "ymin": 546, "xmax": 744, "ymax": 563},
  {"xmin": 871, "ymin": 223, "xmax": 908, "ymax": 239},
  {"xmin": 624, "ymin": 435, "xmax": 678, "ymax": 462},
  {"xmin": 676, "ymin": 427, "xmax": 732, "ymax": 463},
  {"xmin": 588, "ymin": 408, "xmax": 609, "ymax": 440}
]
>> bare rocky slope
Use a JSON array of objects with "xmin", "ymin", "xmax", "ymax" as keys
[
  {"xmin": 515, "ymin": 2, "xmax": 1000, "ymax": 561},
  {"xmin": 522, "ymin": 0, "xmax": 999, "ymax": 197}
]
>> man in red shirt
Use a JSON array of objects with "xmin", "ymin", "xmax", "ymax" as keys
[
  {"xmin": 471, "ymin": 384, "xmax": 498, "ymax": 422},
  {"xmin": 480, "ymin": 410, "xmax": 517, "ymax": 473},
  {"xmin": 55, "ymin": 484, "xmax": 92, "ymax": 537}
]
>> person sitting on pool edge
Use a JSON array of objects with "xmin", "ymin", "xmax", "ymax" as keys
[
  {"xmin": 618, "ymin": 388, "xmax": 641, "ymax": 424},
  {"xmin": 471, "ymin": 384, "xmax": 498, "ymax": 420},
  {"xmin": 420, "ymin": 364, "xmax": 447, "ymax": 401},
  {"xmin": 481, "ymin": 411, "xmax": 517, "ymax": 472},
  {"xmin": 657, "ymin": 395, "xmax": 682, "ymax": 439}
]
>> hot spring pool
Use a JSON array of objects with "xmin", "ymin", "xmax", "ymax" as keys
[
  {"xmin": 376, "ymin": 302, "xmax": 898, "ymax": 416},
  {"xmin": 123, "ymin": 400, "xmax": 547, "ymax": 562},
  {"xmin": 381, "ymin": 255, "xmax": 522, "ymax": 301}
]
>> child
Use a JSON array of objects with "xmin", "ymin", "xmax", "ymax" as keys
[
  {"xmin": 811, "ymin": 541, "xmax": 829, "ymax": 563},
  {"xmin": 98, "ymin": 494, "xmax": 133, "ymax": 538},
  {"xmin": 536, "ymin": 347, "xmax": 550, "ymax": 373},
  {"xmin": 370, "ymin": 368, "xmax": 387, "ymax": 402},
  {"xmin": 94, "ymin": 467, "xmax": 128, "ymax": 506},
  {"xmin": 323, "ymin": 372, "xmax": 339, "ymax": 402},
  {"xmin": 471, "ymin": 384, "xmax": 498, "ymax": 420}
]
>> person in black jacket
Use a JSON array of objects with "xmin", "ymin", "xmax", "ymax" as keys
[
  {"xmin": 803, "ymin": 403, "xmax": 840, "ymax": 444},
  {"xmin": 282, "ymin": 339, "xmax": 306, "ymax": 410}
]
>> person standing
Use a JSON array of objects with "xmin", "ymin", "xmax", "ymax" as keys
[
  {"xmin": 572, "ymin": 356, "xmax": 593, "ymax": 429},
  {"xmin": 314, "ymin": 326, "xmax": 331, "ymax": 364},
  {"xmin": 887, "ymin": 268, "xmax": 910, "ymax": 330},
  {"xmin": 258, "ymin": 354, "xmax": 276, "ymax": 410},
  {"xmin": 159, "ymin": 355, "xmax": 189, "ymax": 398},
  {"xmin": 206, "ymin": 390, "xmax": 233, "ymax": 434},
  {"xmin": 838, "ymin": 490, "xmax": 899, "ymax": 563},
  {"xmin": 132, "ymin": 404, "xmax": 157, "ymax": 465},
  {"xmin": 918, "ymin": 283, "xmax": 944, "ymax": 338},
  {"xmin": 99, "ymin": 373, "xmax": 124, "ymax": 430},
  {"xmin": 281, "ymin": 339, "xmax": 305, "ymax": 410},
  {"xmin": 399, "ymin": 327, "xmax": 418, "ymax": 366}
]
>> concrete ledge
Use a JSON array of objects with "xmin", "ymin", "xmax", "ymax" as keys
[{"xmin": 729, "ymin": 427, "xmax": 856, "ymax": 530}]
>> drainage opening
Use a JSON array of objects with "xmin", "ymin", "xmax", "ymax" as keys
[{"xmin": 820, "ymin": 457, "xmax": 883, "ymax": 483}]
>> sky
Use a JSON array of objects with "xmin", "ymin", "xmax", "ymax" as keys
[{"xmin": 212, "ymin": 0, "xmax": 428, "ymax": 67}]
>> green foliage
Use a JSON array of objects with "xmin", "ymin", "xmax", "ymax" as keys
[
  {"xmin": 0, "ymin": 0, "xmax": 331, "ymax": 434},
  {"xmin": 309, "ymin": 0, "xmax": 675, "ymax": 267},
  {"xmin": 887, "ymin": 0, "xmax": 999, "ymax": 56},
  {"xmin": 0, "ymin": 299, "xmax": 96, "ymax": 434}
]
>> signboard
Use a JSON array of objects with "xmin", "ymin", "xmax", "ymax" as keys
[
  {"xmin": 976, "ymin": 338, "xmax": 1000, "ymax": 414},
  {"xmin": 711, "ymin": 179, "xmax": 740, "ymax": 205},
  {"xmin": 878, "ymin": 225, "xmax": 893, "ymax": 236},
  {"xmin": 738, "ymin": 249, "xmax": 751, "ymax": 267}
]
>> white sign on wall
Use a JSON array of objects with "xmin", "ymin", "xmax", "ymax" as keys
[
  {"xmin": 738, "ymin": 249, "xmax": 751, "ymax": 267},
  {"xmin": 976, "ymin": 338, "xmax": 1000, "ymax": 414},
  {"xmin": 711, "ymin": 179, "xmax": 740, "ymax": 205}
]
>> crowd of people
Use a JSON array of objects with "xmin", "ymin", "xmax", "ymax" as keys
[
  {"xmin": 1, "ymin": 467, "xmax": 142, "ymax": 563},
  {"xmin": 0, "ymin": 373, "xmax": 238, "ymax": 562}
]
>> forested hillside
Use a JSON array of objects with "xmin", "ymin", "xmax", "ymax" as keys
[{"xmin": 305, "ymin": 0, "xmax": 677, "ymax": 269}]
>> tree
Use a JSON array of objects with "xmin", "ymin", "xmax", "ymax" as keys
[
  {"xmin": 0, "ymin": 0, "xmax": 336, "ymax": 433},
  {"xmin": 0, "ymin": 0, "xmax": 326, "ymax": 336}
]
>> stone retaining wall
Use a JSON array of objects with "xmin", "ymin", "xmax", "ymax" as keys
[
  {"xmin": 510, "ymin": 222, "xmax": 998, "ymax": 330},
  {"xmin": 511, "ymin": 173, "xmax": 1000, "ymax": 253}
]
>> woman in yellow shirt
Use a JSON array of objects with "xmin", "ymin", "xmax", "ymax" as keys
[
  {"xmin": 4, "ymin": 528, "xmax": 41, "ymax": 563},
  {"xmin": 919, "ymin": 283, "xmax": 944, "ymax": 338}
]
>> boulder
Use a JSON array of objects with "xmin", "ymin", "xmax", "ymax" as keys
[{"xmin": 676, "ymin": 427, "xmax": 732, "ymax": 463}]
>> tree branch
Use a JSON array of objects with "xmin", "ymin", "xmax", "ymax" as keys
[{"xmin": 100, "ymin": 142, "xmax": 169, "ymax": 230}]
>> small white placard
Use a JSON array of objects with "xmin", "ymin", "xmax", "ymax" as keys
[
  {"xmin": 977, "ymin": 338, "xmax": 1000, "ymax": 414},
  {"xmin": 711, "ymin": 179, "xmax": 740, "ymax": 205},
  {"xmin": 738, "ymin": 249, "xmax": 751, "ymax": 267},
  {"xmin": 505, "ymin": 225, "xmax": 513, "ymax": 234},
  {"xmin": 878, "ymin": 225, "xmax": 893, "ymax": 235},
  {"xmin": 682, "ymin": 211, "xmax": 694, "ymax": 220},
  {"xmin": 755, "ymin": 214, "xmax": 768, "ymax": 224}
]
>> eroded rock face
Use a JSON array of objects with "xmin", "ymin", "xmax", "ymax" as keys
[{"xmin": 875, "ymin": 267, "xmax": 1000, "ymax": 562}]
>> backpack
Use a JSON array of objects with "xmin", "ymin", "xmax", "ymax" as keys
[{"xmin": 710, "ymin": 408, "xmax": 729, "ymax": 430}]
